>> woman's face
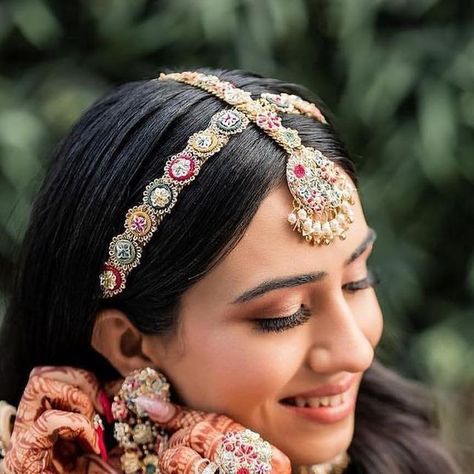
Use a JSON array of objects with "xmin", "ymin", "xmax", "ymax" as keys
[{"xmin": 146, "ymin": 182, "xmax": 383, "ymax": 466}]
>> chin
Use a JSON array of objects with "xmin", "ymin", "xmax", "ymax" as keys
[{"xmin": 278, "ymin": 421, "xmax": 354, "ymax": 466}]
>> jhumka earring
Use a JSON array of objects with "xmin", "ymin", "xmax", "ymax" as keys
[{"xmin": 112, "ymin": 367, "xmax": 171, "ymax": 474}]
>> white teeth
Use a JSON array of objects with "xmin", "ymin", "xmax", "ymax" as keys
[
  {"xmin": 306, "ymin": 398, "xmax": 320, "ymax": 408},
  {"xmin": 295, "ymin": 397, "xmax": 307, "ymax": 408},
  {"xmin": 291, "ymin": 391, "xmax": 348, "ymax": 408},
  {"xmin": 329, "ymin": 394, "xmax": 341, "ymax": 407},
  {"xmin": 320, "ymin": 396, "xmax": 330, "ymax": 407}
]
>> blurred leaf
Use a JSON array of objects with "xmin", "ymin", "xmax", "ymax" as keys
[
  {"xmin": 413, "ymin": 322, "xmax": 474, "ymax": 388},
  {"xmin": 418, "ymin": 79, "xmax": 458, "ymax": 184},
  {"xmin": 460, "ymin": 91, "xmax": 474, "ymax": 127},
  {"xmin": 87, "ymin": 0, "xmax": 148, "ymax": 37},
  {"xmin": 8, "ymin": 0, "xmax": 61, "ymax": 48},
  {"xmin": 197, "ymin": 0, "xmax": 239, "ymax": 41},
  {"xmin": 36, "ymin": 71, "xmax": 107, "ymax": 132},
  {"xmin": 0, "ymin": 108, "xmax": 44, "ymax": 151}
]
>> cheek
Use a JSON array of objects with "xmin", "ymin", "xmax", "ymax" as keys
[
  {"xmin": 355, "ymin": 291, "xmax": 384, "ymax": 348},
  {"xmin": 166, "ymin": 321, "xmax": 300, "ymax": 416}
]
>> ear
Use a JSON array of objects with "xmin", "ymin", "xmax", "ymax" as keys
[{"xmin": 91, "ymin": 308, "xmax": 156, "ymax": 377}]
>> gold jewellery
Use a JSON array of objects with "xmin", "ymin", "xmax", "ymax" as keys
[
  {"xmin": 112, "ymin": 368, "xmax": 171, "ymax": 474},
  {"xmin": 111, "ymin": 368, "xmax": 350, "ymax": 474},
  {"xmin": 99, "ymin": 71, "xmax": 355, "ymax": 298},
  {"xmin": 297, "ymin": 452, "xmax": 350, "ymax": 474}
]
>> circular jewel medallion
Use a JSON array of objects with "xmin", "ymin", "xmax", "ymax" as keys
[
  {"xmin": 262, "ymin": 93, "xmax": 291, "ymax": 111},
  {"xmin": 99, "ymin": 263, "xmax": 124, "ymax": 295},
  {"xmin": 223, "ymin": 87, "xmax": 252, "ymax": 105},
  {"xmin": 212, "ymin": 109, "xmax": 248, "ymax": 135},
  {"xmin": 144, "ymin": 180, "xmax": 175, "ymax": 213},
  {"xmin": 278, "ymin": 128, "xmax": 301, "ymax": 150},
  {"xmin": 256, "ymin": 111, "xmax": 282, "ymax": 130},
  {"xmin": 110, "ymin": 236, "xmax": 138, "ymax": 267},
  {"xmin": 165, "ymin": 152, "xmax": 199, "ymax": 183},
  {"xmin": 188, "ymin": 130, "xmax": 222, "ymax": 157},
  {"xmin": 125, "ymin": 205, "xmax": 156, "ymax": 242}
]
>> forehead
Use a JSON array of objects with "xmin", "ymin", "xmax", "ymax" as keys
[{"xmin": 185, "ymin": 182, "xmax": 370, "ymax": 304}]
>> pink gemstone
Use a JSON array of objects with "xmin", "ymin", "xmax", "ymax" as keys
[
  {"xmin": 132, "ymin": 215, "xmax": 147, "ymax": 232},
  {"xmin": 168, "ymin": 156, "xmax": 196, "ymax": 181},
  {"xmin": 237, "ymin": 469, "xmax": 250, "ymax": 474},
  {"xmin": 256, "ymin": 112, "xmax": 281, "ymax": 130},
  {"xmin": 294, "ymin": 164, "xmax": 306, "ymax": 178}
]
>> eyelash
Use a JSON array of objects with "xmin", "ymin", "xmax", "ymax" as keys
[{"xmin": 253, "ymin": 270, "xmax": 380, "ymax": 333}]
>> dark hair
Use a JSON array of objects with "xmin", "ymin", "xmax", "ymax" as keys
[{"xmin": 0, "ymin": 68, "xmax": 462, "ymax": 473}]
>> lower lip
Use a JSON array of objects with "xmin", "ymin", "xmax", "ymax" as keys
[{"xmin": 279, "ymin": 392, "xmax": 355, "ymax": 424}]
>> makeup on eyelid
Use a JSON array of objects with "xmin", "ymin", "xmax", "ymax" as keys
[{"xmin": 253, "ymin": 269, "xmax": 380, "ymax": 333}]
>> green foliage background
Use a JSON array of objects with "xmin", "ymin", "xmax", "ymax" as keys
[{"xmin": 0, "ymin": 0, "xmax": 473, "ymax": 466}]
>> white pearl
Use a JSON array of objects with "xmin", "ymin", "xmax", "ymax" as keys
[
  {"xmin": 330, "ymin": 219, "xmax": 340, "ymax": 231},
  {"xmin": 337, "ymin": 213, "xmax": 346, "ymax": 224},
  {"xmin": 313, "ymin": 221, "xmax": 322, "ymax": 233},
  {"xmin": 303, "ymin": 219, "xmax": 313, "ymax": 232},
  {"xmin": 297, "ymin": 208, "xmax": 307, "ymax": 220},
  {"xmin": 322, "ymin": 222, "xmax": 331, "ymax": 234},
  {"xmin": 288, "ymin": 213, "xmax": 297, "ymax": 225}
]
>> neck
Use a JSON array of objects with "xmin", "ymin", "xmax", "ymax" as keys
[{"xmin": 294, "ymin": 452, "xmax": 350, "ymax": 474}]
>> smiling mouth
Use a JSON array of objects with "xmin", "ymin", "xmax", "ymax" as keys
[
  {"xmin": 279, "ymin": 390, "xmax": 348, "ymax": 409},
  {"xmin": 278, "ymin": 373, "xmax": 358, "ymax": 409},
  {"xmin": 278, "ymin": 387, "xmax": 356, "ymax": 424}
]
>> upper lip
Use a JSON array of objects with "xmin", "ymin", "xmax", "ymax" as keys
[{"xmin": 280, "ymin": 374, "xmax": 357, "ymax": 400}]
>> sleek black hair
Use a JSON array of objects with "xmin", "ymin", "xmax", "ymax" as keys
[{"xmin": 0, "ymin": 68, "xmax": 462, "ymax": 473}]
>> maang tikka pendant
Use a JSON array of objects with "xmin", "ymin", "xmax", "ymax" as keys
[
  {"xmin": 286, "ymin": 148, "xmax": 356, "ymax": 245},
  {"xmin": 112, "ymin": 367, "xmax": 171, "ymax": 474}
]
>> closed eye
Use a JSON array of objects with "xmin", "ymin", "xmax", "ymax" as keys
[
  {"xmin": 253, "ymin": 269, "xmax": 380, "ymax": 333},
  {"xmin": 252, "ymin": 305, "xmax": 311, "ymax": 333},
  {"xmin": 342, "ymin": 270, "xmax": 379, "ymax": 293}
]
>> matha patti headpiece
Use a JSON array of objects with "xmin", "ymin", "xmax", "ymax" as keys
[{"xmin": 99, "ymin": 71, "xmax": 355, "ymax": 298}]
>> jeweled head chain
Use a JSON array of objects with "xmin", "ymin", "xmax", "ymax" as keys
[{"xmin": 99, "ymin": 71, "xmax": 356, "ymax": 298}]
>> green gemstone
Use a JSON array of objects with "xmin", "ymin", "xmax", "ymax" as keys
[
  {"xmin": 282, "ymin": 129, "xmax": 300, "ymax": 147},
  {"xmin": 145, "ymin": 465, "xmax": 156, "ymax": 474},
  {"xmin": 114, "ymin": 238, "xmax": 136, "ymax": 265}
]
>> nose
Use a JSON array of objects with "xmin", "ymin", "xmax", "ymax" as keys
[{"xmin": 307, "ymin": 292, "xmax": 375, "ymax": 375}]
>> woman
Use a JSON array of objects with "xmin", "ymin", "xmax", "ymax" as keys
[{"xmin": 0, "ymin": 68, "xmax": 462, "ymax": 473}]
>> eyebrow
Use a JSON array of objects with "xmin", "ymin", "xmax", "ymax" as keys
[
  {"xmin": 231, "ymin": 228, "xmax": 377, "ymax": 304},
  {"xmin": 344, "ymin": 228, "xmax": 377, "ymax": 265}
]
